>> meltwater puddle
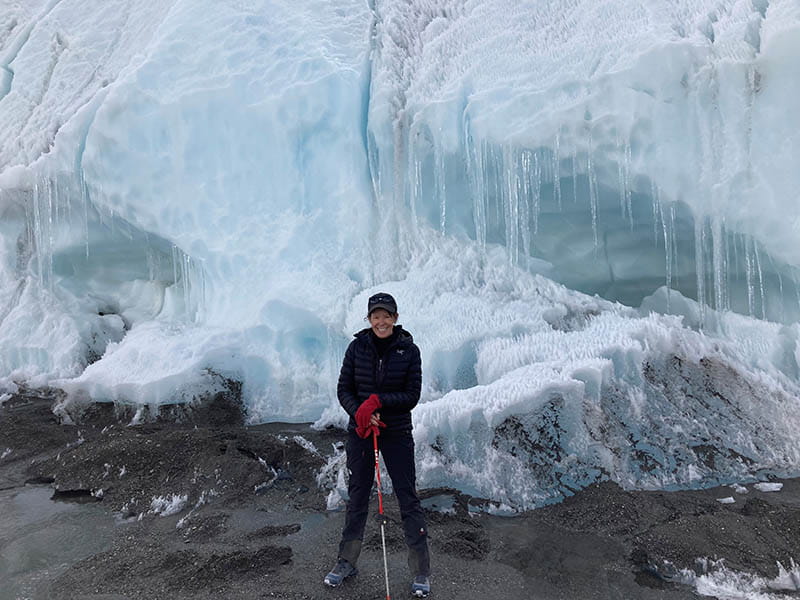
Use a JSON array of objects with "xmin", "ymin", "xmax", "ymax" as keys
[{"xmin": 0, "ymin": 485, "xmax": 117, "ymax": 600}]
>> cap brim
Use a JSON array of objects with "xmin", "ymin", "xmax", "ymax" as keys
[{"xmin": 368, "ymin": 303, "xmax": 397, "ymax": 314}]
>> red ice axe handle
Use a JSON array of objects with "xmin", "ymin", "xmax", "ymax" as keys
[{"xmin": 373, "ymin": 428, "xmax": 391, "ymax": 600}]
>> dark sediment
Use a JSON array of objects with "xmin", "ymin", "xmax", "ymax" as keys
[{"xmin": 2, "ymin": 391, "xmax": 800, "ymax": 599}]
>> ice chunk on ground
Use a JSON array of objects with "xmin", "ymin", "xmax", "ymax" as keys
[
  {"xmin": 679, "ymin": 559, "xmax": 800, "ymax": 597},
  {"xmin": 754, "ymin": 482, "xmax": 784, "ymax": 493},
  {"xmin": 149, "ymin": 494, "xmax": 188, "ymax": 517}
]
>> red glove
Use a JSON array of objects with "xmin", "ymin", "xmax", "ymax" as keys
[
  {"xmin": 355, "ymin": 394, "xmax": 382, "ymax": 429},
  {"xmin": 356, "ymin": 421, "xmax": 386, "ymax": 438},
  {"xmin": 355, "ymin": 394, "xmax": 385, "ymax": 438}
]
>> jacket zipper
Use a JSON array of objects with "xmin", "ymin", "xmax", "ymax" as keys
[
  {"xmin": 377, "ymin": 358, "xmax": 384, "ymax": 389},
  {"xmin": 371, "ymin": 332, "xmax": 400, "ymax": 390}
]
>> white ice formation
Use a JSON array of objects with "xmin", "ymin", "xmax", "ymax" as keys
[
  {"xmin": 1, "ymin": 0, "xmax": 800, "ymax": 507},
  {"xmin": 679, "ymin": 559, "xmax": 800, "ymax": 598},
  {"xmin": 754, "ymin": 482, "xmax": 784, "ymax": 492},
  {"xmin": 148, "ymin": 493, "xmax": 188, "ymax": 517}
]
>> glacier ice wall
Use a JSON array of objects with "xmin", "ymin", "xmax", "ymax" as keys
[
  {"xmin": 1, "ymin": 0, "xmax": 800, "ymax": 507},
  {"xmin": 367, "ymin": 0, "xmax": 800, "ymax": 317},
  {"xmin": 0, "ymin": 0, "xmax": 375, "ymax": 419}
]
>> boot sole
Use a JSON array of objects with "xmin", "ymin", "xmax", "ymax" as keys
[{"xmin": 323, "ymin": 570, "xmax": 358, "ymax": 587}]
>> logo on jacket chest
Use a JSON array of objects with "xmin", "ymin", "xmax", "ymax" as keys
[{"xmin": 396, "ymin": 349, "xmax": 405, "ymax": 355}]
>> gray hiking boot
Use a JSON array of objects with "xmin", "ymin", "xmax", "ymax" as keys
[
  {"xmin": 411, "ymin": 575, "xmax": 431, "ymax": 597},
  {"xmin": 323, "ymin": 558, "xmax": 358, "ymax": 587}
]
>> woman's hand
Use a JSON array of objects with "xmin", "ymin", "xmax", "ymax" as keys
[{"xmin": 369, "ymin": 412, "xmax": 382, "ymax": 427}]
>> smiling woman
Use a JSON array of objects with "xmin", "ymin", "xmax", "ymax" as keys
[
  {"xmin": 325, "ymin": 292, "xmax": 431, "ymax": 597},
  {"xmin": 368, "ymin": 293, "xmax": 399, "ymax": 339}
]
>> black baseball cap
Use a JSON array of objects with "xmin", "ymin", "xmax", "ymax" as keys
[{"xmin": 368, "ymin": 292, "xmax": 398, "ymax": 315}]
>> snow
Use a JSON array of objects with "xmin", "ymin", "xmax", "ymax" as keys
[{"xmin": 1, "ymin": 0, "xmax": 800, "ymax": 511}]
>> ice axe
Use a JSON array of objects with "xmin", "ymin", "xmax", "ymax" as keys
[{"xmin": 373, "ymin": 427, "xmax": 391, "ymax": 600}]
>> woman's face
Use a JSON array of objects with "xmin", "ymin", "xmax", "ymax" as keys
[{"xmin": 369, "ymin": 309, "xmax": 397, "ymax": 339}]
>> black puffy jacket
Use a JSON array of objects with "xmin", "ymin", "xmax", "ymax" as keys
[{"xmin": 337, "ymin": 325, "xmax": 422, "ymax": 433}]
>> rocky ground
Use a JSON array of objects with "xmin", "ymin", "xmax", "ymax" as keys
[{"xmin": 2, "ymin": 390, "xmax": 800, "ymax": 600}]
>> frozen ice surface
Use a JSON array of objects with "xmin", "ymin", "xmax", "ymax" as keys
[
  {"xmin": 317, "ymin": 442, "xmax": 348, "ymax": 510},
  {"xmin": 754, "ymin": 482, "xmax": 784, "ymax": 493},
  {"xmin": 680, "ymin": 560, "xmax": 800, "ymax": 598},
  {"xmin": 1, "ymin": 0, "xmax": 800, "ymax": 506}
]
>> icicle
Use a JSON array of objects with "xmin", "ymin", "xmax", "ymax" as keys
[
  {"xmin": 624, "ymin": 141, "xmax": 633, "ymax": 228},
  {"xmin": 492, "ymin": 144, "xmax": 502, "ymax": 229},
  {"xmin": 724, "ymin": 226, "xmax": 733, "ymax": 311},
  {"xmin": 520, "ymin": 150, "xmax": 531, "ymax": 258},
  {"xmin": 64, "ymin": 174, "xmax": 72, "ymax": 225},
  {"xmin": 32, "ymin": 178, "xmax": 46, "ymax": 289},
  {"xmin": 44, "ymin": 176, "xmax": 55, "ymax": 293},
  {"xmin": 794, "ymin": 275, "xmax": 800, "ymax": 320},
  {"xmin": 754, "ymin": 242, "xmax": 765, "ymax": 320},
  {"xmin": 553, "ymin": 131, "xmax": 562, "ymax": 210},
  {"xmin": 774, "ymin": 255, "xmax": 785, "ymax": 324},
  {"xmin": 617, "ymin": 134, "xmax": 627, "ymax": 220},
  {"xmin": 532, "ymin": 150, "xmax": 541, "ymax": 236},
  {"xmin": 733, "ymin": 232, "xmax": 742, "ymax": 285},
  {"xmin": 196, "ymin": 260, "xmax": 206, "ymax": 323},
  {"xmin": 146, "ymin": 247, "xmax": 154, "ymax": 281},
  {"xmin": 23, "ymin": 188, "xmax": 33, "ymax": 269},
  {"xmin": 670, "ymin": 204, "xmax": 678, "ymax": 288},
  {"xmin": 711, "ymin": 217, "xmax": 725, "ymax": 312},
  {"xmin": 79, "ymin": 168, "xmax": 90, "ymax": 259},
  {"xmin": 660, "ymin": 201, "xmax": 672, "ymax": 307},
  {"xmin": 367, "ymin": 126, "xmax": 381, "ymax": 203},
  {"xmin": 172, "ymin": 245, "xmax": 180, "ymax": 301},
  {"xmin": 471, "ymin": 137, "xmax": 487, "ymax": 248},
  {"xmin": 587, "ymin": 128, "xmax": 598, "ymax": 252},
  {"xmin": 650, "ymin": 180, "xmax": 661, "ymax": 246},
  {"xmin": 53, "ymin": 176, "xmax": 60, "ymax": 226},
  {"xmin": 182, "ymin": 253, "xmax": 191, "ymax": 320},
  {"xmin": 502, "ymin": 145, "xmax": 518, "ymax": 264},
  {"xmin": 463, "ymin": 114, "xmax": 484, "ymax": 248},
  {"xmin": 745, "ymin": 238, "xmax": 755, "ymax": 317},
  {"xmin": 695, "ymin": 217, "xmax": 706, "ymax": 324},
  {"xmin": 435, "ymin": 142, "xmax": 446, "ymax": 234},
  {"xmin": 571, "ymin": 147, "xmax": 578, "ymax": 204},
  {"xmin": 411, "ymin": 152, "xmax": 422, "ymax": 229}
]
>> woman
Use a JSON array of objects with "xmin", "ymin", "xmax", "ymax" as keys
[{"xmin": 324, "ymin": 292, "xmax": 431, "ymax": 597}]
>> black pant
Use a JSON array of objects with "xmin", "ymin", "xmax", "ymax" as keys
[{"xmin": 337, "ymin": 429, "xmax": 430, "ymax": 577}]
